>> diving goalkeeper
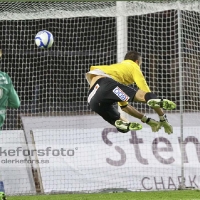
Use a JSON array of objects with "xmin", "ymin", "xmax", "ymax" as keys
[
  {"xmin": 86, "ymin": 50, "xmax": 175, "ymax": 134},
  {"xmin": 0, "ymin": 49, "xmax": 20, "ymax": 200}
]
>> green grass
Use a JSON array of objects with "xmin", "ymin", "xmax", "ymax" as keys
[{"xmin": 9, "ymin": 190, "xmax": 200, "ymax": 200}]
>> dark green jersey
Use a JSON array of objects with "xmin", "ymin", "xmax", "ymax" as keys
[{"xmin": 0, "ymin": 71, "xmax": 20, "ymax": 127}]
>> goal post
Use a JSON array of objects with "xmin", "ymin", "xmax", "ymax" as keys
[
  {"xmin": 0, "ymin": 0, "xmax": 199, "ymax": 196},
  {"xmin": 177, "ymin": 8, "xmax": 185, "ymax": 189}
]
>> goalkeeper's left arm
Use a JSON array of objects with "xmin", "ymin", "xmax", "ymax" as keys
[
  {"xmin": 127, "ymin": 104, "xmax": 172, "ymax": 134},
  {"xmin": 119, "ymin": 102, "xmax": 160, "ymax": 132},
  {"xmin": 132, "ymin": 68, "xmax": 173, "ymax": 134}
]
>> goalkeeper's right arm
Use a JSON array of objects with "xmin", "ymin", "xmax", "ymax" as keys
[
  {"xmin": 158, "ymin": 114, "xmax": 173, "ymax": 134},
  {"xmin": 149, "ymin": 107, "xmax": 173, "ymax": 134}
]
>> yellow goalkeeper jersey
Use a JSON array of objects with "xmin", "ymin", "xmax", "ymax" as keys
[
  {"xmin": 90, "ymin": 60, "xmax": 151, "ymax": 106},
  {"xmin": 90, "ymin": 60, "xmax": 150, "ymax": 92}
]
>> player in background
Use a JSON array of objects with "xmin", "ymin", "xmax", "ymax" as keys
[
  {"xmin": 86, "ymin": 50, "xmax": 175, "ymax": 134},
  {"xmin": 0, "ymin": 49, "xmax": 20, "ymax": 200}
]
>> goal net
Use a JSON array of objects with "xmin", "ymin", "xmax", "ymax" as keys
[{"xmin": 0, "ymin": 0, "xmax": 199, "ymax": 196}]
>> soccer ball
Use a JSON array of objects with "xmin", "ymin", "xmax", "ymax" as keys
[{"xmin": 35, "ymin": 30, "xmax": 54, "ymax": 49}]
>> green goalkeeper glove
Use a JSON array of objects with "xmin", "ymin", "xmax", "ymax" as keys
[
  {"xmin": 0, "ymin": 192, "xmax": 7, "ymax": 200},
  {"xmin": 158, "ymin": 114, "xmax": 173, "ymax": 134},
  {"xmin": 141, "ymin": 115, "xmax": 160, "ymax": 132}
]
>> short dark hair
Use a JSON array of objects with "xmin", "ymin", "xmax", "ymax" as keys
[{"xmin": 124, "ymin": 50, "xmax": 141, "ymax": 62}]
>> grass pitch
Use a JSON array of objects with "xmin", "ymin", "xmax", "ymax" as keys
[{"xmin": 9, "ymin": 190, "xmax": 200, "ymax": 200}]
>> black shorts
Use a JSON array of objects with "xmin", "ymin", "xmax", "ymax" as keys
[{"xmin": 88, "ymin": 77, "xmax": 137, "ymax": 125}]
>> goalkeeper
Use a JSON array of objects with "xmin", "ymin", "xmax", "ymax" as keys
[
  {"xmin": 0, "ymin": 49, "xmax": 20, "ymax": 200},
  {"xmin": 86, "ymin": 50, "xmax": 175, "ymax": 134}
]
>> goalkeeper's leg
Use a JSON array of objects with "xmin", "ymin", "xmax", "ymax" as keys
[
  {"xmin": 147, "ymin": 99, "xmax": 176, "ymax": 110},
  {"xmin": 89, "ymin": 98, "xmax": 142, "ymax": 133},
  {"xmin": 115, "ymin": 120, "xmax": 142, "ymax": 132},
  {"xmin": 102, "ymin": 108, "xmax": 143, "ymax": 133},
  {"xmin": 134, "ymin": 90, "xmax": 176, "ymax": 110}
]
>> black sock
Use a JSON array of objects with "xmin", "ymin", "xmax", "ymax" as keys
[{"xmin": 144, "ymin": 92, "xmax": 158, "ymax": 102}]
